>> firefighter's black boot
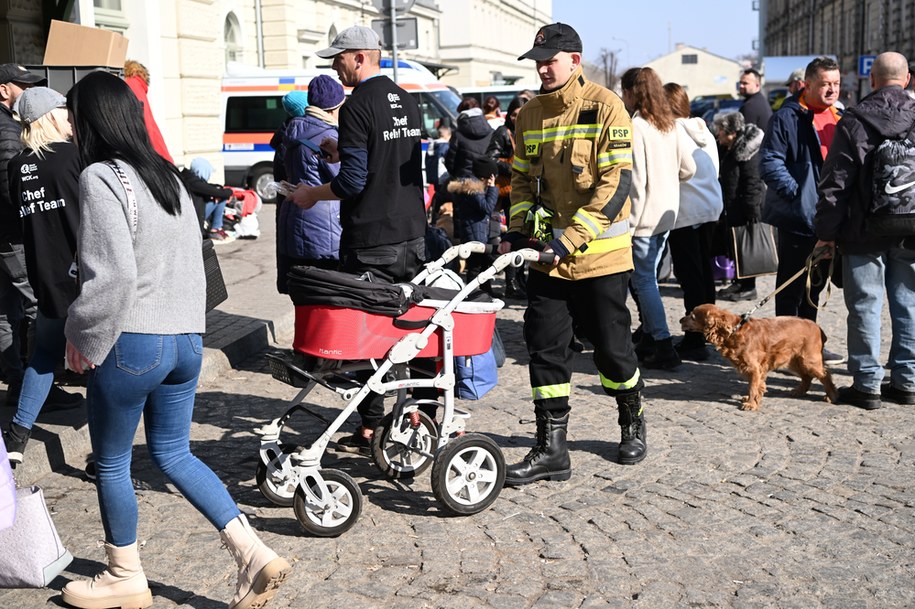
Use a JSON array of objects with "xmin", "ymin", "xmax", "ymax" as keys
[
  {"xmin": 504, "ymin": 412, "xmax": 571, "ymax": 485},
  {"xmin": 616, "ymin": 392, "xmax": 647, "ymax": 465}
]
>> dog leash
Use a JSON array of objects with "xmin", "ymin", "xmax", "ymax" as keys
[{"xmin": 732, "ymin": 245, "xmax": 834, "ymax": 333}]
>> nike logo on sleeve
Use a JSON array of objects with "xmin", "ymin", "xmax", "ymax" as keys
[{"xmin": 885, "ymin": 180, "xmax": 915, "ymax": 194}]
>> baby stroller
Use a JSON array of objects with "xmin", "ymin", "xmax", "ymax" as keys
[{"xmin": 254, "ymin": 242, "xmax": 553, "ymax": 536}]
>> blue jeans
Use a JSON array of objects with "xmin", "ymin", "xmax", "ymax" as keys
[
  {"xmin": 205, "ymin": 200, "xmax": 227, "ymax": 231},
  {"xmin": 87, "ymin": 333, "xmax": 239, "ymax": 546},
  {"xmin": 842, "ymin": 248, "xmax": 915, "ymax": 393},
  {"xmin": 12, "ymin": 312, "xmax": 65, "ymax": 430},
  {"xmin": 631, "ymin": 233, "xmax": 672, "ymax": 341},
  {"xmin": 0, "ymin": 243, "xmax": 37, "ymax": 384}
]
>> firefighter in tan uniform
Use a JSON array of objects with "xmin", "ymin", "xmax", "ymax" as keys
[{"xmin": 499, "ymin": 23, "xmax": 645, "ymax": 485}]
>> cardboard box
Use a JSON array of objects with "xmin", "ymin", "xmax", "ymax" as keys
[{"xmin": 43, "ymin": 20, "xmax": 129, "ymax": 68}]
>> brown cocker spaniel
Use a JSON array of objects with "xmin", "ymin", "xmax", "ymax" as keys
[{"xmin": 680, "ymin": 304, "xmax": 838, "ymax": 411}]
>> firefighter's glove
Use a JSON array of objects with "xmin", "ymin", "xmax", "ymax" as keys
[{"xmin": 526, "ymin": 205, "xmax": 554, "ymax": 242}]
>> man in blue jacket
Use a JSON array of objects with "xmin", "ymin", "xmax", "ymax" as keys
[{"xmin": 759, "ymin": 56, "xmax": 844, "ymax": 365}]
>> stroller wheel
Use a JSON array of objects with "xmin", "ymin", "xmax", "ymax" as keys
[
  {"xmin": 255, "ymin": 443, "xmax": 298, "ymax": 507},
  {"xmin": 431, "ymin": 433, "xmax": 505, "ymax": 516},
  {"xmin": 372, "ymin": 410, "xmax": 437, "ymax": 480},
  {"xmin": 293, "ymin": 469, "xmax": 362, "ymax": 537}
]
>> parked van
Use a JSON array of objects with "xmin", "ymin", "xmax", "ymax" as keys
[{"xmin": 221, "ymin": 59, "xmax": 462, "ymax": 202}]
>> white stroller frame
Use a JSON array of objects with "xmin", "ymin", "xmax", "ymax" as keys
[{"xmin": 255, "ymin": 243, "xmax": 553, "ymax": 536}]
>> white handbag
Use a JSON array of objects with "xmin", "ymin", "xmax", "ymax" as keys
[{"xmin": 0, "ymin": 485, "xmax": 73, "ymax": 588}]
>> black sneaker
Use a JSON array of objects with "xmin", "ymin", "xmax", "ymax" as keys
[
  {"xmin": 881, "ymin": 383, "xmax": 915, "ymax": 405},
  {"xmin": 676, "ymin": 343, "xmax": 709, "ymax": 361},
  {"xmin": 719, "ymin": 288, "xmax": 757, "ymax": 302},
  {"xmin": 716, "ymin": 283, "xmax": 742, "ymax": 297},
  {"xmin": 335, "ymin": 432, "xmax": 371, "ymax": 456},
  {"xmin": 675, "ymin": 334, "xmax": 709, "ymax": 361},
  {"xmin": 85, "ymin": 460, "xmax": 97, "ymax": 481},
  {"xmin": 3, "ymin": 422, "xmax": 31, "ymax": 467},
  {"xmin": 838, "ymin": 386, "xmax": 882, "ymax": 410},
  {"xmin": 43, "ymin": 384, "xmax": 85, "ymax": 412}
]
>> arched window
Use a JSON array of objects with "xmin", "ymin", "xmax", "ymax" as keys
[
  {"xmin": 328, "ymin": 25, "xmax": 337, "ymax": 46},
  {"xmin": 225, "ymin": 13, "xmax": 242, "ymax": 64}
]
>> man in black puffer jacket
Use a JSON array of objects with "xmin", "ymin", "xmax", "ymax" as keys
[
  {"xmin": 815, "ymin": 52, "xmax": 915, "ymax": 411},
  {"xmin": 0, "ymin": 65, "xmax": 44, "ymax": 406}
]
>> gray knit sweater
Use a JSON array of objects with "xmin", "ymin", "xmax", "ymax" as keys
[{"xmin": 65, "ymin": 161, "xmax": 206, "ymax": 365}]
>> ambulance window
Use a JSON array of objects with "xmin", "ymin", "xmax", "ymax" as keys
[
  {"xmin": 412, "ymin": 93, "xmax": 441, "ymax": 137},
  {"xmin": 414, "ymin": 90, "xmax": 459, "ymax": 138},
  {"xmin": 225, "ymin": 96, "xmax": 287, "ymax": 133}
]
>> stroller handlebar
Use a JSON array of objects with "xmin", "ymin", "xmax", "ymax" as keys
[{"xmin": 511, "ymin": 248, "xmax": 557, "ymax": 266}]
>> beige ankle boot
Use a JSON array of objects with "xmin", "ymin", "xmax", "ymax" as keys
[
  {"xmin": 220, "ymin": 514, "xmax": 291, "ymax": 609},
  {"xmin": 61, "ymin": 541, "xmax": 153, "ymax": 609}
]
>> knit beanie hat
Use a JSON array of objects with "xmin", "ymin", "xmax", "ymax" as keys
[
  {"xmin": 282, "ymin": 91, "xmax": 308, "ymax": 117},
  {"xmin": 307, "ymin": 75, "xmax": 345, "ymax": 111},
  {"xmin": 472, "ymin": 156, "xmax": 499, "ymax": 180}
]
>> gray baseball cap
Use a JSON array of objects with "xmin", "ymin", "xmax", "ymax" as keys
[
  {"xmin": 785, "ymin": 68, "xmax": 805, "ymax": 85},
  {"xmin": 316, "ymin": 26, "xmax": 382, "ymax": 58},
  {"xmin": 13, "ymin": 86, "xmax": 66, "ymax": 125}
]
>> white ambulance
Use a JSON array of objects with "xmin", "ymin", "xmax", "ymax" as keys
[{"xmin": 221, "ymin": 59, "xmax": 461, "ymax": 202}]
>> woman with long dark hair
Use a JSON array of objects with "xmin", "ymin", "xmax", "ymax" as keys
[
  {"xmin": 61, "ymin": 71, "xmax": 289, "ymax": 609},
  {"xmin": 620, "ymin": 67, "xmax": 695, "ymax": 370}
]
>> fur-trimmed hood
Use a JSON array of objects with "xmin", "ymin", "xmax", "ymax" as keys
[
  {"xmin": 447, "ymin": 177, "xmax": 486, "ymax": 195},
  {"xmin": 732, "ymin": 123, "xmax": 764, "ymax": 162}
]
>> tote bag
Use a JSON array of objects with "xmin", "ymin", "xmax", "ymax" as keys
[
  {"xmin": 731, "ymin": 222, "xmax": 778, "ymax": 279},
  {"xmin": 0, "ymin": 485, "xmax": 73, "ymax": 587}
]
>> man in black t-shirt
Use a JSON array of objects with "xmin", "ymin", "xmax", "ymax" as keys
[{"xmin": 291, "ymin": 26, "xmax": 428, "ymax": 453}]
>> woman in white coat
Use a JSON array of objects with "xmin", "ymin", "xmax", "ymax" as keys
[
  {"xmin": 663, "ymin": 83, "xmax": 724, "ymax": 361},
  {"xmin": 621, "ymin": 67, "xmax": 696, "ymax": 370}
]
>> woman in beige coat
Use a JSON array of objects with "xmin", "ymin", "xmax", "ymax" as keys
[{"xmin": 621, "ymin": 67, "xmax": 695, "ymax": 370}]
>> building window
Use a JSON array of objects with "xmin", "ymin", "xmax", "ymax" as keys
[
  {"xmin": 93, "ymin": 0, "xmax": 128, "ymax": 33},
  {"xmin": 225, "ymin": 13, "xmax": 242, "ymax": 64},
  {"xmin": 681, "ymin": 54, "xmax": 698, "ymax": 65},
  {"xmin": 328, "ymin": 25, "xmax": 337, "ymax": 46}
]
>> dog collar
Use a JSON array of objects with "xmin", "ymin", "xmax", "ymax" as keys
[{"xmin": 730, "ymin": 313, "xmax": 751, "ymax": 335}]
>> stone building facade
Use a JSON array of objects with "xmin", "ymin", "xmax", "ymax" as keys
[
  {"xmin": 762, "ymin": 0, "xmax": 915, "ymax": 100},
  {"xmin": 0, "ymin": 0, "xmax": 550, "ymax": 180}
]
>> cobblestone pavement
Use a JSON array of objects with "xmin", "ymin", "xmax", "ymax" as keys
[{"xmin": 2, "ymin": 270, "xmax": 914, "ymax": 609}]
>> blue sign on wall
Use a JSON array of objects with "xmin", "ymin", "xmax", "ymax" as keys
[{"xmin": 859, "ymin": 55, "xmax": 877, "ymax": 77}]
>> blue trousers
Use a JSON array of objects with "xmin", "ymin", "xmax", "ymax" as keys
[{"xmin": 87, "ymin": 332, "xmax": 240, "ymax": 546}]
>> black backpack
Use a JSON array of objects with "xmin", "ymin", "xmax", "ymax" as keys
[{"xmin": 868, "ymin": 119, "xmax": 915, "ymax": 237}]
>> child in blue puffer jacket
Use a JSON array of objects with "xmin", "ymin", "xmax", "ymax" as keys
[{"xmin": 448, "ymin": 156, "xmax": 500, "ymax": 292}]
